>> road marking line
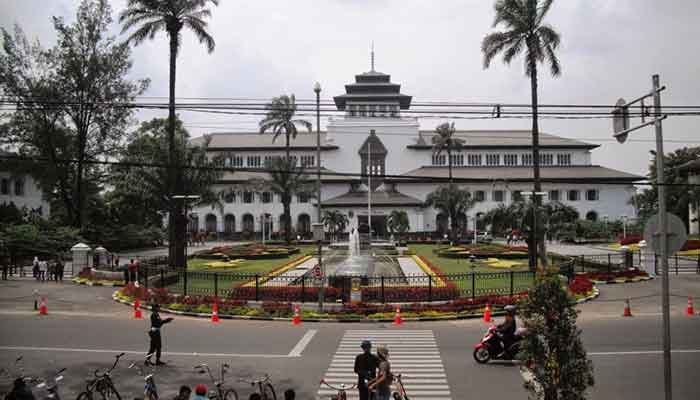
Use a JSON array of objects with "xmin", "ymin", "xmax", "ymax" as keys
[
  {"xmin": 324, "ymin": 372, "xmax": 447, "ymax": 378},
  {"xmin": 287, "ymin": 329, "xmax": 317, "ymax": 357},
  {"xmin": 588, "ymin": 349, "xmax": 700, "ymax": 356},
  {"xmin": 323, "ymin": 377, "xmax": 448, "ymax": 384},
  {"xmin": 0, "ymin": 346, "xmax": 289, "ymax": 358}
]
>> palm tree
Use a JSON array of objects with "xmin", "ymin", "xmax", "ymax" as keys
[
  {"xmin": 431, "ymin": 122, "xmax": 464, "ymax": 183},
  {"xmin": 387, "ymin": 210, "xmax": 410, "ymax": 239},
  {"xmin": 265, "ymin": 157, "xmax": 314, "ymax": 244},
  {"xmin": 322, "ymin": 210, "xmax": 350, "ymax": 242},
  {"xmin": 425, "ymin": 184, "xmax": 475, "ymax": 242},
  {"xmin": 259, "ymin": 94, "xmax": 312, "ymax": 161},
  {"xmin": 482, "ymin": 0, "xmax": 561, "ymax": 268},
  {"xmin": 120, "ymin": 0, "xmax": 219, "ymax": 269}
]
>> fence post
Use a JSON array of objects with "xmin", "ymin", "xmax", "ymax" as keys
[
  {"xmin": 471, "ymin": 273, "xmax": 476, "ymax": 300},
  {"xmin": 428, "ymin": 275, "xmax": 433, "ymax": 302},
  {"xmin": 214, "ymin": 273, "xmax": 219, "ymax": 299},
  {"xmin": 607, "ymin": 254, "xmax": 612, "ymax": 272},
  {"xmin": 654, "ymin": 254, "xmax": 658, "ymax": 275},
  {"xmin": 144, "ymin": 268, "xmax": 148, "ymax": 291},
  {"xmin": 581, "ymin": 255, "xmax": 585, "ymax": 272},
  {"xmin": 381, "ymin": 276, "xmax": 385, "ymax": 304},
  {"xmin": 255, "ymin": 274, "xmax": 259, "ymax": 302},
  {"xmin": 509, "ymin": 271, "xmax": 514, "ymax": 298},
  {"xmin": 675, "ymin": 255, "xmax": 679, "ymax": 275},
  {"xmin": 301, "ymin": 275, "xmax": 305, "ymax": 304},
  {"xmin": 697, "ymin": 253, "xmax": 700, "ymax": 274}
]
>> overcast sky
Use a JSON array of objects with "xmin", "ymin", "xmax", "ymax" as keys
[{"xmin": 2, "ymin": 0, "xmax": 700, "ymax": 177}]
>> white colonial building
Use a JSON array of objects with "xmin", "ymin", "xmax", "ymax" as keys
[
  {"xmin": 0, "ymin": 153, "xmax": 50, "ymax": 218},
  {"xmin": 189, "ymin": 67, "xmax": 641, "ymax": 239}
]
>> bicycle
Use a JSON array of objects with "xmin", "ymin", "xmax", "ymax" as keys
[
  {"xmin": 391, "ymin": 374, "xmax": 409, "ymax": 400},
  {"xmin": 76, "ymin": 352, "xmax": 125, "ymax": 400},
  {"xmin": 239, "ymin": 375, "xmax": 276, "ymax": 400},
  {"xmin": 1, "ymin": 356, "xmax": 37, "ymax": 399},
  {"xmin": 319, "ymin": 379, "xmax": 356, "ymax": 400},
  {"xmin": 36, "ymin": 367, "xmax": 67, "ymax": 400},
  {"xmin": 129, "ymin": 354, "xmax": 159, "ymax": 400},
  {"xmin": 194, "ymin": 363, "xmax": 238, "ymax": 400}
]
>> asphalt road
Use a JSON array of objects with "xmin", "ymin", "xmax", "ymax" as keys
[{"xmin": 1, "ymin": 277, "xmax": 700, "ymax": 400}]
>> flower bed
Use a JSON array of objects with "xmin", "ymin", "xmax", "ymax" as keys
[
  {"xmin": 435, "ymin": 244, "xmax": 528, "ymax": 259},
  {"xmin": 576, "ymin": 268, "xmax": 649, "ymax": 283},
  {"xmin": 193, "ymin": 243, "xmax": 301, "ymax": 260},
  {"xmin": 413, "ymin": 255, "xmax": 452, "ymax": 287},
  {"xmin": 240, "ymin": 255, "xmax": 312, "ymax": 287}
]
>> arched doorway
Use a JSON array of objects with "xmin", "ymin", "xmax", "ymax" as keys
[
  {"xmin": 242, "ymin": 214, "xmax": 255, "ymax": 236},
  {"xmin": 454, "ymin": 213, "xmax": 468, "ymax": 236},
  {"xmin": 436, "ymin": 213, "xmax": 449, "ymax": 235},
  {"xmin": 585, "ymin": 211, "xmax": 598, "ymax": 221},
  {"xmin": 188, "ymin": 214, "xmax": 199, "ymax": 233},
  {"xmin": 205, "ymin": 214, "xmax": 217, "ymax": 233},
  {"xmin": 297, "ymin": 214, "xmax": 311, "ymax": 237},
  {"xmin": 224, "ymin": 214, "xmax": 235, "ymax": 235}
]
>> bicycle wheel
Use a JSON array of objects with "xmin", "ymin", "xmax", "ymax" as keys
[
  {"xmin": 262, "ymin": 383, "xmax": 276, "ymax": 400},
  {"xmin": 76, "ymin": 391, "xmax": 93, "ymax": 400},
  {"xmin": 99, "ymin": 382, "xmax": 122, "ymax": 400},
  {"xmin": 223, "ymin": 388, "xmax": 239, "ymax": 400}
]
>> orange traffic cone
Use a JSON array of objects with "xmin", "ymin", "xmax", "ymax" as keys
[
  {"xmin": 393, "ymin": 305, "xmax": 402, "ymax": 325},
  {"xmin": 134, "ymin": 298, "xmax": 142, "ymax": 319},
  {"xmin": 623, "ymin": 298, "xmax": 633, "ymax": 317},
  {"xmin": 292, "ymin": 305, "xmax": 301, "ymax": 326},
  {"xmin": 483, "ymin": 304, "xmax": 491, "ymax": 323},
  {"xmin": 687, "ymin": 296, "xmax": 694, "ymax": 316},
  {"xmin": 38, "ymin": 297, "xmax": 48, "ymax": 315},
  {"xmin": 211, "ymin": 301, "xmax": 220, "ymax": 323}
]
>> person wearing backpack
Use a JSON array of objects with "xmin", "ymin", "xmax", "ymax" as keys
[{"xmin": 368, "ymin": 345, "xmax": 392, "ymax": 400}]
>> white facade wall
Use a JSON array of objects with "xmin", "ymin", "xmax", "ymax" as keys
[{"xmin": 0, "ymin": 172, "xmax": 50, "ymax": 217}]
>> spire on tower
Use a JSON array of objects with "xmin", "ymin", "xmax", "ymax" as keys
[{"xmin": 371, "ymin": 41, "xmax": 375, "ymax": 72}]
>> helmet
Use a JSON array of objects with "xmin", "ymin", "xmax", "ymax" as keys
[
  {"xmin": 195, "ymin": 384, "xmax": 207, "ymax": 395},
  {"xmin": 376, "ymin": 345, "xmax": 389, "ymax": 358},
  {"xmin": 361, "ymin": 340, "xmax": 372, "ymax": 349},
  {"xmin": 504, "ymin": 305, "xmax": 516, "ymax": 315}
]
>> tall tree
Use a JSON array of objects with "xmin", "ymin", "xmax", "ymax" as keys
[
  {"xmin": 387, "ymin": 210, "xmax": 410, "ymax": 238},
  {"xmin": 260, "ymin": 157, "xmax": 314, "ymax": 244},
  {"xmin": 259, "ymin": 94, "xmax": 312, "ymax": 162},
  {"xmin": 120, "ymin": 0, "xmax": 219, "ymax": 268},
  {"xmin": 520, "ymin": 276, "xmax": 595, "ymax": 400},
  {"xmin": 482, "ymin": 0, "xmax": 562, "ymax": 269},
  {"xmin": 0, "ymin": 0, "xmax": 148, "ymax": 229},
  {"xmin": 322, "ymin": 210, "xmax": 350, "ymax": 242},
  {"xmin": 425, "ymin": 184, "xmax": 475, "ymax": 242},
  {"xmin": 431, "ymin": 122, "xmax": 464, "ymax": 183}
]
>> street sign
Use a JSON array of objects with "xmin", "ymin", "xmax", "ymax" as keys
[
  {"xmin": 612, "ymin": 98, "xmax": 630, "ymax": 143},
  {"xmin": 312, "ymin": 264, "xmax": 322, "ymax": 279},
  {"xmin": 643, "ymin": 212, "xmax": 688, "ymax": 255}
]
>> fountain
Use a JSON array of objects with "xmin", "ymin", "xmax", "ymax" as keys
[{"xmin": 333, "ymin": 228, "xmax": 375, "ymax": 277}]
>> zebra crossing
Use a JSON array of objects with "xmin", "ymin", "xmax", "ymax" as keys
[{"xmin": 317, "ymin": 330, "xmax": 452, "ymax": 400}]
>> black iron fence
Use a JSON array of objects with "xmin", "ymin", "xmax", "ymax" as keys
[{"xmin": 136, "ymin": 267, "xmax": 538, "ymax": 303}]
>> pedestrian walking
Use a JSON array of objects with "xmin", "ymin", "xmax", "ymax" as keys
[
  {"xmin": 1, "ymin": 260, "xmax": 8, "ymax": 280},
  {"xmin": 56, "ymin": 259, "xmax": 64, "ymax": 282},
  {"xmin": 354, "ymin": 340, "xmax": 379, "ymax": 400},
  {"xmin": 47, "ymin": 262, "xmax": 55, "ymax": 282},
  {"xmin": 128, "ymin": 259, "xmax": 137, "ymax": 283},
  {"xmin": 32, "ymin": 256, "xmax": 39, "ymax": 279},
  {"xmin": 368, "ymin": 345, "xmax": 392, "ymax": 400},
  {"xmin": 38, "ymin": 259, "xmax": 47, "ymax": 282},
  {"xmin": 145, "ymin": 304, "xmax": 173, "ymax": 366}
]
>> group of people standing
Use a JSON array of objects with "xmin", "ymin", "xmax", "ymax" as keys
[
  {"xmin": 32, "ymin": 257, "xmax": 64, "ymax": 282},
  {"xmin": 354, "ymin": 340, "xmax": 393, "ymax": 400}
]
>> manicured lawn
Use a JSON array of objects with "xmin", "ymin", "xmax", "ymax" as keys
[{"xmin": 409, "ymin": 244, "xmax": 534, "ymax": 296}]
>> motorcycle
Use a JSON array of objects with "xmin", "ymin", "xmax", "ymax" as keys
[{"xmin": 473, "ymin": 326, "xmax": 527, "ymax": 364}]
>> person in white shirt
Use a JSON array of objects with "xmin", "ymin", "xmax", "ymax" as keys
[{"xmin": 38, "ymin": 260, "xmax": 47, "ymax": 282}]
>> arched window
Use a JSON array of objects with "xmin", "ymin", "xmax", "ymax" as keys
[
  {"xmin": 297, "ymin": 214, "xmax": 311, "ymax": 234},
  {"xmin": 224, "ymin": 214, "xmax": 235, "ymax": 234},
  {"xmin": 242, "ymin": 214, "xmax": 255, "ymax": 233},
  {"xmin": 0, "ymin": 178, "xmax": 8, "ymax": 195},
  {"xmin": 13, "ymin": 179, "xmax": 24, "ymax": 196},
  {"xmin": 205, "ymin": 214, "xmax": 217, "ymax": 233},
  {"xmin": 188, "ymin": 214, "xmax": 199, "ymax": 233},
  {"xmin": 585, "ymin": 211, "xmax": 598, "ymax": 221}
]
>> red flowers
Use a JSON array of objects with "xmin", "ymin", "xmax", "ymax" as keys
[
  {"xmin": 578, "ymin": 268, "xmax": 648, "ymax": 282},
  {"xmin": 568, "ymin": 276, "xmax": 593, "ymax": 295}
]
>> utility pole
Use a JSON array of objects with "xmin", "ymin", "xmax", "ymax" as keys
[
  {"xmin": 368, "ymin": 138, "xmax": 372, "ymax": 251},
  {"xmin": 314, "ymin": 82, "xmax": 324, "ymax": 310},
  {"xmin": 613, "ymin": 74, "xmax": 671, "ymax": 400}
]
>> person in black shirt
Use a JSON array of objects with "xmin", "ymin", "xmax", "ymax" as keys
[
  {"xmin": 354, "ymin": 340, "xmax": 379, "ymax": 400},
  {"xmin": 146, "ymin": 304, "xmax": 173, "ymax": 366},
  {"xmin": 496, "ymin": 305, "xmax": 517, "ymax": 356}
]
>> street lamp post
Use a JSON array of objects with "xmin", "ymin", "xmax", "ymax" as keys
[{"xmin": 313, "ymin": 82, "xmax": 324, "ymax": 310}]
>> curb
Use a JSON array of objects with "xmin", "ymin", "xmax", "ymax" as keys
[
  {"xmin": 111, "ymin": 291, "xmax": 508, "ymax": 323},
  {"xmin": 73, "ymin": 278, "xmax": 125, "ymax": 287},
  {"xmin": 576, "ymin": 287, "xmax": 600, "ymax": 304},
  {"xmin": 589, "ymin": 276, "xmax": 653, "ymax": 285}
]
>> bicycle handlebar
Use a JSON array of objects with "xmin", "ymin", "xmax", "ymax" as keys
[
  {"xmin": 319, "ymin": 379, "xmax": 357, "ymax": 391},
  {"xmin": 94, "ymin": 353, "xmax": 125, "ymax": 377},
  {"xmin": 239, "ymin": 374, "xmax": 270, "ymax": 385}
]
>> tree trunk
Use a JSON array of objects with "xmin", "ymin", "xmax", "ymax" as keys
[
  {"xmin": 529, "ymin": 58, "xmax": 548, "ymax": 271},
  {"xmin": 167, "ymin": 30, "xmax": 186, "ymax": 269},
  {"xmin": 448, "ymin": 147, "xmax": 453, "ymax": 183},
  {"xmin": 283, "ymin": 194, "xmax": 292, "ymax": 245}
]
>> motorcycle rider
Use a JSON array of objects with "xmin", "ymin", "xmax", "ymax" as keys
[
  {"xmin": 496, "ymin": 305, "xmax": 517, "ymax": 357},
  {"xmin": 5, "ymin": 377, "xmax": 36, "ymax": 400}
]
